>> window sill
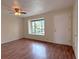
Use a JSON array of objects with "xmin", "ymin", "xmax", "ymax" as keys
[{"xmin": 28, "ymin": 33, "xmax": 45, "ymax": 36}]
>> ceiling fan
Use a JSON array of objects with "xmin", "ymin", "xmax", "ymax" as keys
[
  {"xmin": 13, "ymin": 7, "xmax": 27, "ymax": 15},
  {"xmin": 8, "ymin": 0, "xmax": 27, "ymax": 16},
  {"xmin": 8, "ymin": 7, "xmax": 27, "ymax": 16}
]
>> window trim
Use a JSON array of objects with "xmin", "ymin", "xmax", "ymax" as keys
[{"xmin": 28, "ymin": 18, "xmax": 45, "ymax": 36}]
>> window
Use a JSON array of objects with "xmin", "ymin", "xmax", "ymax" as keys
[{"xmin": 28, "ymin": 18, "xmax": 45, "ymax": 35}]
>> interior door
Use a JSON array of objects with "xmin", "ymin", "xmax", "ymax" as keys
[{"xmin": 53, "ymin": 12, "xmax": 71, "ymax": 45}]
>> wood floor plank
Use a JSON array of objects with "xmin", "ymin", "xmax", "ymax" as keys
[{"xmin": 1, "ymin": 38, "xmax": 76, "ymax": 59}]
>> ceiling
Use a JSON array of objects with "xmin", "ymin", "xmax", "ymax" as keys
[{"xmin": 2, "ymin": 0, "xmax": 73, "ymax": 17}]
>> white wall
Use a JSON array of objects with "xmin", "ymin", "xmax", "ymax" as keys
[
  {"xmin": 1, "ymin": 7, "xmax": 24, "ymax": 44},
  {"xmin": 24, "ymin": 8, "xmax": 72, "ymax": 45},
  {"xmin": 72, "ymin": 0, "xmax": 78, "ymax": 58}
]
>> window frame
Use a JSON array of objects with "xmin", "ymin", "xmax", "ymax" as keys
[{"xmin": 28, "ymin": 18, "xmax": 45, "ymax": 36}]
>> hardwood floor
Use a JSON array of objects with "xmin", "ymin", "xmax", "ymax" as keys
[{"xmin": 1, "ymin": 38, "xmax": 75, "ymax": 59}]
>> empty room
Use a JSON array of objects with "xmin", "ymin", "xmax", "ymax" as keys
[{"xmin": 1, "ymin": 0, "xmax": 78, "ymax": 59}]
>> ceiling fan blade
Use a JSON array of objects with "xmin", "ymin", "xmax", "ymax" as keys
[
  {"xmin": 8, "ymin": 11, "xmax": 14, "ymax": 14},
  {"xmin": 20, "ymin": 11, "xmax": 27, "ymax": 14}
]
